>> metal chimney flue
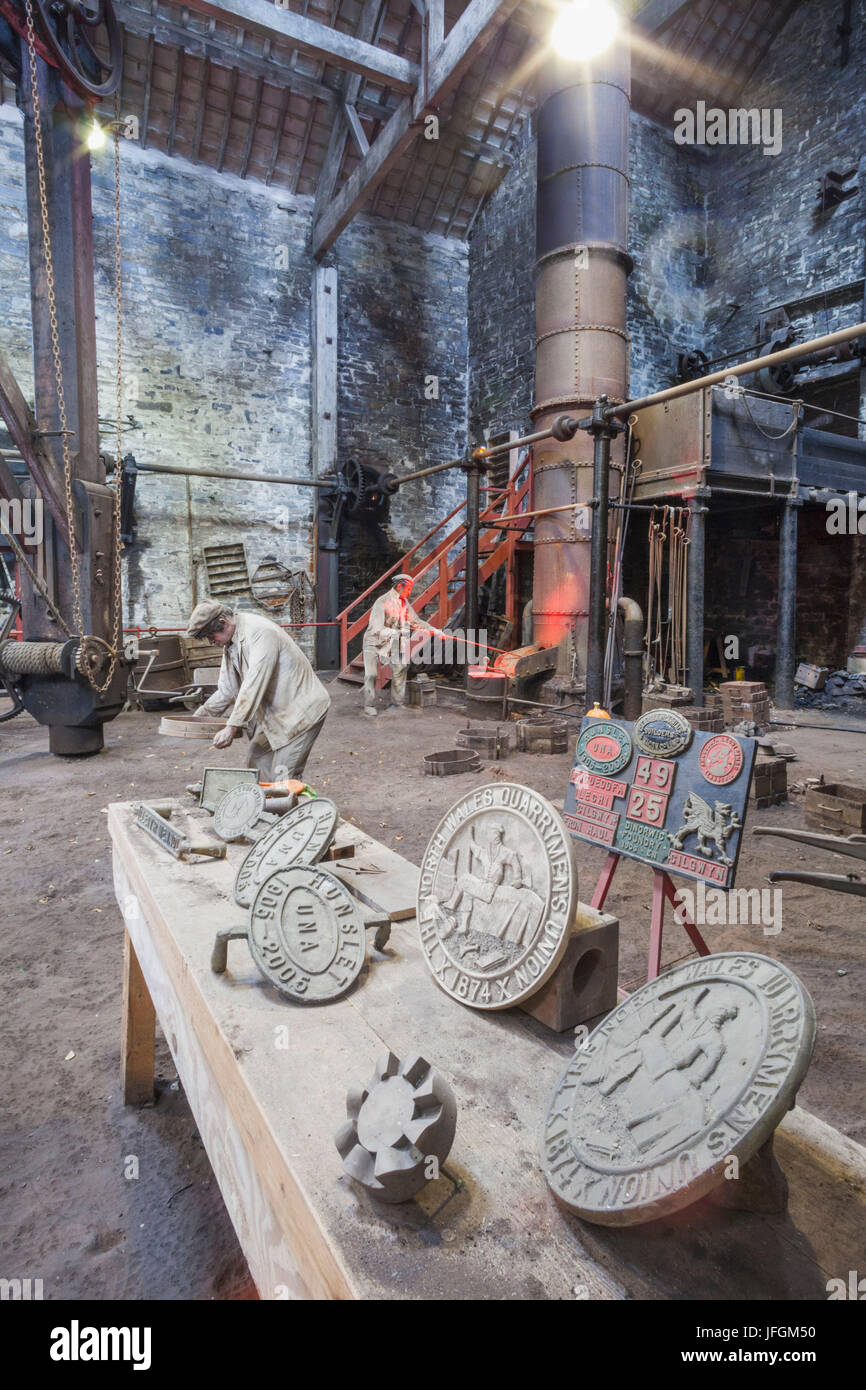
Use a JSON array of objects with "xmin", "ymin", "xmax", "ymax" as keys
[{"xmin": 532, "ymin": 25, "xmax": 632, "ymax": 689}]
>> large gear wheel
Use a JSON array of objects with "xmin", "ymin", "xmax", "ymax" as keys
[
  {"xmin": 342, "ymin": 456, "xmax": 366, "ymax": 515},
  {"xmin": 75, "ymin": 633, "xmax": 113, "ymax": 683},
  {"xmin": 1, "ymin": 0, "xmax": 122, "ymax": 98}
]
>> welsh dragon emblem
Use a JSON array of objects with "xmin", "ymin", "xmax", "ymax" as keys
[{"xmin": 668, "ymin": 793, "xmax": 742, "ymax": 867}]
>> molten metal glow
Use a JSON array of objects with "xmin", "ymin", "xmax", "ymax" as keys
[{"xmin": 550, "ymin": 0, "xmax": 620, "ymax": 61}]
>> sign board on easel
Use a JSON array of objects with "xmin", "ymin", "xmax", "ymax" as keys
[{"xmin": 562, "ymin": 714, "xmax": 756, "ymax": 981}]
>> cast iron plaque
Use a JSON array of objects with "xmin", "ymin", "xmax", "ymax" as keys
[
  {"xmin": 234, "ymin": 797, "xmax": 338, "ymax": 907},
  {"xmin": 199, "ymin": 766, "xmax": 259, "ymax": 813},
  {"xmin": 249, "ymin": 865, "xmax": 365, "ymax": 1002},
  {"xmin": 417, "ymin": 783, "xmax": 579, "ymax": 1009},
  {"xmin": 213, "ymin": 784, "xmax": 267, "ymax": 842},
  {"xmin": 541, "ymin": 952, "xmax": 815, "ymax": 1225},
  {"xmin": 563, "ymin": 716, "xmax": 756, "ymax": 888}
]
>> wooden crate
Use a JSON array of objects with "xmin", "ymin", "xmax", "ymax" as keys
[
  {"xmin": 805, "ymin": 782, "xmax": 866, "ymax": 832},
  {"xmin": 180, "ymin": 635, "xmax": 223, "ymax": 684}
]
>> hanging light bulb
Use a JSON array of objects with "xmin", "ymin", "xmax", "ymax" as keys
[
  {"xmin": 87, "ymin": 118, "xmax": 106, "ymax": 151},
  {"xmin": 551, "ymin": 0, "xmax": 620, "ymax": 61}
]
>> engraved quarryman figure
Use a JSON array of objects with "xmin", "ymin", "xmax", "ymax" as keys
[
  {"xmin": 581, "ymin": 992, "xmax": 740, "ymax": 1159},
  {"xmin": 435, "ymin": 821, "xmax": 542, "ymax": 950}
]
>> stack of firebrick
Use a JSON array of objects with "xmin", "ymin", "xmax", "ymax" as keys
[{"xmin": 719, "ymin": 680, "xmax": 771, "ymax": 728}]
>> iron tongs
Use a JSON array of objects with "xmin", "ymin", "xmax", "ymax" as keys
[{"xmin": 753, "ymin": 826, "xmax": 866, "ymax": 897}]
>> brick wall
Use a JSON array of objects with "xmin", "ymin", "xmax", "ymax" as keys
[
  {"xmin": 467, "ymin": 119, "xmax": 535, "ymax": 444},
  {"xmin": 330, "ymin": 215, "xmax": 468, "ymax": 613},
  {"xmin": 705, "ymin": 505, "xmax": 855, "ymax": 672},
  {"xmin": 627, "ymin": 113, "xmax": 708, "ymax": 401}
]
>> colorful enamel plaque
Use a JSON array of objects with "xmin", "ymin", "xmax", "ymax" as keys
[
  {"xmin": 563, "ymin": 716, "xmax": 756, "ymax": 888},
  {"xmin": 575, "ymin": 721, "xmax": 633, "ymax": 777}
]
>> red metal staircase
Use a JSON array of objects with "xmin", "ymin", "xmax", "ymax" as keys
[{"xmin": 336, "ymin": 452, "xmax": 533, "ymax": 684}]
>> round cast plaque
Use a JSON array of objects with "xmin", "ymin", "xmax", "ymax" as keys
[
  {"xmin": 249, "ymin": 865, "xmax": 365, "ymax": 1002},
  {"xmin": 541, "ymin": 952, "xmax": 816, "ymax": 1225},
  {"xmin": 213, "ymin": 783, "xmax": 266, "ymax": 842},
  {"xmin": 234, "ymin": 796, "xmax": 338, "ymax": 907},
  {"xmin": 417, "ymin": 783, "xmax": 578, "ymax": 1010}
]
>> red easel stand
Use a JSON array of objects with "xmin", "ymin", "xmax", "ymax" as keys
[{"xmin": 590, "ymin": 850, "xmax": 711, "ymax": 983}]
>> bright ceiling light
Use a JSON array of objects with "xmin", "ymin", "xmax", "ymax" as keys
[
  {"xmin": 551, "ymin": 0, "xmax": 620, "ymax": 61},
  {"xmin": 87, "ymin": 118, "xmax": 106, "ymax": 151}
]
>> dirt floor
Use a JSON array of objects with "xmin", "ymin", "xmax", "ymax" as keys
[{"xmin": 1, "ymin": 680, "xmax": 865, "ymax": 1299}]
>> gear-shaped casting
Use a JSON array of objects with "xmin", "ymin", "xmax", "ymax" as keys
[{"xmin": 335, "ymin": 1051, "xmax": 457, "ymax": 1203}]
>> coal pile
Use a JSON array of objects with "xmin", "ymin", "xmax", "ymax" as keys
[{"xmin": 795, "ymin": 668, "xmax": 866, "ymax": 713}]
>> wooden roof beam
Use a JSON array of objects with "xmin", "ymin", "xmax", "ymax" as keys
[
  {"xmin": 180, "ymin": 0, "xmax": 419, "ymax": 91},
  {"xmin": 312, "ymin": 0, "xmax": 522, "ymax": 258},
  {"xmin": 115, "ymin": 5, "xmax": 407, "ymax": 121}
]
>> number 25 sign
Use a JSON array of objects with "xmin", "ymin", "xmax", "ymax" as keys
[{"xmin": 626, "ymin": 757, "xmax": 675, "ymax": 825}]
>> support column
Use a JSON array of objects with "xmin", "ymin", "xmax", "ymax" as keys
[
  {"xmin": 687, "ymin": 494, "xmax": 707, "ymax": 706},
  {"xmin": 20, "ymin": 54, "xmax": 102, "ymax": 642},
  {"xmin": 464, "ymin": 458, "xmax": 482, "ymax": 640},
  {"xmin": 312, "ymin": 264, "xmax": 339, "ymax": 669},
  {"xmin": 776, "ymin": 499, "xmax": 800, "ymax": 708},
  {"xmin": 17, "ymin": 45, "xmax": 126, "ymax": 754},
  {"xmin": 585, "ymin": 400, "xmax": 624, "ymax": 708}
]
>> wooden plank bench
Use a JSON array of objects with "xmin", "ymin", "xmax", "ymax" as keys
[{"xmin": 109, "ymin": 801, "xmax": 866, "ymax": 1301}]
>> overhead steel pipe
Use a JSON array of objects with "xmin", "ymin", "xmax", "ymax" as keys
[{"xmin": 607, "ymin": 321, "xmax": 866, "ymax": 420}]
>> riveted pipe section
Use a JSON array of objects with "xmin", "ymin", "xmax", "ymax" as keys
[{"xmin": 532, "ymin": 24, "xmax": 631, "ymax": 678}]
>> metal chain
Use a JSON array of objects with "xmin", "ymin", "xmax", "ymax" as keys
[
  {"xmin": 107, "ymin": 86, "xmax": 125, "ymax": 679},
  {"xmin": 23, "ymin": 6, "xmax": 123, "ymax": 694}
]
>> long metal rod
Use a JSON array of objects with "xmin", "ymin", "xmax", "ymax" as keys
[
  {"xmin": 396, "ymin": 455, "xmax": 467, "ymax": 484},
  {"xmin": 475, "ymin": 427, "xmax": 561, "ymax": 460},
  {"xmin": 607, "ymin": 321, "xmax": 866, "ymax": 419},
  {"xmin": 776, "ymin": 501, "xmax": 799, "ymax": 707},
  {"xmin": 464, "ymin": 465, "xmax": 481, "ymax": 637},
  {"xmin": 398, "ymin": 426, "xmax": 565, "ymax": 485},
  {"xmin": 686, "ymin": 498, "xmax": 706, "ymax": 706},
  {"xmin": 585, "ymin": 429, "xmax": 612, "ymax": 708},
  {"xmin": 133, "ymin": 460, "xmax": 333, "ymax": 488}
]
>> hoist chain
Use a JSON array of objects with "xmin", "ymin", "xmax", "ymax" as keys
[{"xmin": 23, "ymin": 2, "xmax": 124, "ymax": 695}]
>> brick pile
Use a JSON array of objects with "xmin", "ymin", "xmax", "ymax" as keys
[
  {"xmin": 679, "ymin": 705, "xmax": 724, "ymax": 733},
  {"xmin": 641, "ymin": 685, "xmax": 694, "ymax": 713},
  {"xmin": 720, "ymin": 681, "xmax": 771, "ymax": 730},
  {"xmin": 750, "ymin": 754, "xmax": 787, "ymax": 809}
]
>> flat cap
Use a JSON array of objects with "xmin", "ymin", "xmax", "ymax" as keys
[{"xmin": 186, "ymin": 600, "xmax": 228, "ymax": 637}]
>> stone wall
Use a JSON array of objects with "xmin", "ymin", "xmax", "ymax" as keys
[
  {"xmin": 0, "ymin": 101, "xmax": 468, "ymax": 659},
  {"xmin": 702, "ymin": 0, "xmax": 866, "ymax": 425}
]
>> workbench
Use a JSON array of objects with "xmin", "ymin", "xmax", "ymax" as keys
[{"xmin": 109, "ymin": 801, "xmax": 866, "ymax": 1301}]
